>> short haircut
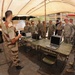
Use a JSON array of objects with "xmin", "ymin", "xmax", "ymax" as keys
[
  {"xmin": 70, "ymin": 19, "xmax": 73, "ymax": 21},
  {"xmin": 31, "ymin": 20, "xmax": 34, "ymax": 23},
  {"xmin": 56, "ymin": 19, "xmax": 59, "ymax": 22},
  {"xmin": 64, "ymin": 19, "xmax": 69, "ymax": 21},
  {"xmin": 5, "ymin": 10, "xmax": 12, "ymax": 18}
]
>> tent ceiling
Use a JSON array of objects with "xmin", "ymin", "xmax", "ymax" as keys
[
  {"xmin": 1, "ymin": 0, "xmax": 75, "ymax": 17},
  {"xmin": 28, "ymin": 2, "xmax": 75, "ymax": 16}
]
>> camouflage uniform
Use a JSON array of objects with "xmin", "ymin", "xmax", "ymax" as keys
[
  {"xmin": 3, "ymin": 22, "xmax": 20, "ymax": 66},
  {"xmin": 72, "ymin": 25, "xmax": 75, "ymax": 46},
  {"xmin": 37, "ymin": 23, "xmax": 42, "ymax": 36},
  {"xmin": 24, "ymin": 25, "xmax": 30, "ymax": 33},
  {"xmin": 64, "ymin": 24, "xmax": 72, "ymax": 43},
  {"xmin": 66, "ymin": 25, "xmax": 75, "ymax": 72},
  {"xmin": 30, "ymin": 25, "xmax": 37, "ymax": 35},
  {"xmin": 48, "ymin": 24, "xmax": 55, "ymax": 39},
  {"xmin": 69, "ymin": 23, "xmax": 75, "ymax": 44},
  {"xmin": 56, "ymin": 24, "xmax": 63, "ymax": 36},
  {"xmin": 41, "ymin": 24, "xmax": 46, "ymax": 38}
]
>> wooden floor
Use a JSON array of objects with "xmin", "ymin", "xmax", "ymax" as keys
[{"xmin": 0, "ymin": 43, "xmax": 75, "ymax": 75}]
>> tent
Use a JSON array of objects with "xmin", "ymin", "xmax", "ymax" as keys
[{"xmin": 0, "ymin": 0, "xmax": 75, "ymax": 17}]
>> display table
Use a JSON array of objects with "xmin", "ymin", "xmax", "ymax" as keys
[
  {"xmin": 21, "ymin": 37, "xmax": 72, "ymax": 61},
  {"xmin": 22, "ymin": 37, "xmax": 72, "ymax": 55}
]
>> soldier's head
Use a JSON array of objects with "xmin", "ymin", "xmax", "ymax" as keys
[
  {"xmin": 31, "ymin": 20, "xmax": 34, "ymax": 25},
  {"xmin": 64, "ymin": 19, "xmax": 69, "ymax": 24},
  {"xmin": 29, "ymin": 22, "xmax": 31, "ymax": 26},
  {"xmin": 38, "ymin": 20, "xmax": 41, "ymax": 24},
  {"xmin": 26, "ymin": 22, "xmax": 29, "ymax": 26},
  {"xmin": 70, "ymin": 19, "xmax": 73, "ymax": 23},
  {"xmin": 49, "ymin": 20, "xmax": 52, "ymax": 25},
  {"xmin": 5, "ymin": 10, "xmax": 12, "ymax": 22},
  {"xmin": 56, "ymin": 19, "xmax": 59, "ymax": 23},
  {"xmin": 42, "ymin": 21, "xmax": 46, "ymax": 25}
]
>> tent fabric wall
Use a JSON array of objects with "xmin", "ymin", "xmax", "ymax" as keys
[{"xmin": 0, "ymin": 0, "xmax": 75, "ymax": 17}]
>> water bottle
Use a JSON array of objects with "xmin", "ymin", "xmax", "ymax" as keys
[{"xmin": 18, "ymin": 30, "xmax": 21, "ymax": 40}]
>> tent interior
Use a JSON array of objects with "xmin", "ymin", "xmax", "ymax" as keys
[{"xmin": 0, "ymin": 0, "xmax": 75, "ymax": 75}]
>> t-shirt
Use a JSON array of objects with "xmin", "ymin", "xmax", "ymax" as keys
[
  {"xmin": 2, "ymin": 22, "xmax": 18, "ymax": 51},
  {"xmin": 2, "ymin": 22, "xmax": 15, "ymax": 41}
]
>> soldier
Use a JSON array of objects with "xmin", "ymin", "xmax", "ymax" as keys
[
  {"xmin": 37, "ymin": 20, "xmax": 42, "ymax": 36},
  {"xmin": 55, "ymin": 20, "xmax": 60, "ymax": 35},
  {"xmin": 24, "ymin": 22, "xmax": 30, "ymax": 33},
  {"xmin": 63, "ymin": 19, "xmax": 72, "ymax": 43},
  {"xmin": 30, "ymin": 21, "xmax": 37, "ymax": 35},
  {"xmin": 66, "ymin": 25, "xmax": 75, "ymax": 72},
  {"xmin": 48, "ymin": 20, "xmax": 55, "ymax": 39},
  {"xmin": 69, "ymin": 19, "xmax": 75, "ymax": 43},
  {"xmin": 56, "ymin": 21, "xmax": 63, "ymax": 36},
  {"xmin": 69, "ymin": 19, "xmax": 74, "ymax": 26},
  {"xmin": 41, "ymin": 21, "xmax": 46, "ymax": 38},
  {"xmin": 2, "ymin": 10, "xmax": 23, "ymax": 70}
]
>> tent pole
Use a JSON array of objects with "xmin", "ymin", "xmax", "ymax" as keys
[
  {"xmin": 60, "ymin": 13, "xmax": 62, "ymax": 21},
  {"xmin": 1, "ymin": 0, "xmax": 4, "ymax": 24},
  {"xmin": 16, "ymin": 0, "xmax": 31, "ymax": 16},
  {"xmin": 55, "ymin": 14, "xmax": 57, "ymax": 21},
  {"xmin": 44, "ymin": 0, "xmax": 46, "ymax": 37},
  {"xmin": 7, "ymin": 0, "xmax": 13, "ymax": 10}
]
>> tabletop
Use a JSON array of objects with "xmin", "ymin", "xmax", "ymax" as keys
[{"xmin": 23, "ymin": 37, "xmax": 72, "ymax": 56}]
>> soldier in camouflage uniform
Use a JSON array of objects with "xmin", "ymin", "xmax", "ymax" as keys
[
  {"xmin": 41, "ymin": 21, "xmax": 46, "ymax": 38},
  {"xmin": 67, "ymin": 20, "xmax": 75, "ymax": 72},
  {"xmin": 2, "ymin": 10, "xmax": 23, "ymax": 70},
  {"xmin": 69, "ymin": 19, "xmax": 74, "ymax": 26},
  {"xmin": 30, "ymin": 21, "xmax": 37, "ymax": 35},
  {"xmin": 48, "ymin": 20, "xmax": 55, "ymax": 39},
  {"xmin": 56, "ymin": 21, "xmax": 64, "ymax": 36},
  {"xmin": 37, "ymin": 20, "xmax": 42, "ymax": 37},
  {"xmin": 63, "ymin": 19, "xmax": 73, "ymax": 43},
  {"xmin": 24, "ymin": 22, "xmax": 31, "ymax": 33},
  {"xmin": 69, "ymin": 19, "xmax": 75, "ymax": 43}
]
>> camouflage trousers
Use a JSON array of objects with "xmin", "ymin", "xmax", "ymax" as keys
[
  {"xmin": 64, "ymin": 37, "xmax": 71, "ymax": 44},
  {"xmin": 41, "ymin": 31, "xmax": 46, "ymax": 38},
  {"xmin": 48, "ymin": 31, "xmax": 53, "ymax": 39},
  {"xmin": 5, "ymin": 42, "xmax": 20, "ymax": 66}
]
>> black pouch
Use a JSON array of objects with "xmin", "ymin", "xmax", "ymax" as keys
[
  {"xmin": 32, "ymin": 33, "xmax": 39, "ymax": 40},
  {"xmin": 0, "ymin": 31, "xmax": 3, "ymax": 43}
]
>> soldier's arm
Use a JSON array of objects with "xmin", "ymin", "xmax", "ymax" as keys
[
  {"xmin": 9, "ymin": 27, "xmax": 21, "ymax": 44},
  {"xmin": 53, "ymin": 25, "xmax": 56, "ymax": 31},
  {"xmin": 35, "ymin": 26, "xmax": 38, "ymax": 32},
  {"xmin": 24, "ymin": 27, "xmax": 26, "ymax": 31},
  {"xmin": 11, "ymin": 34, "xmax": 21, "ymax": 44},
  {"xmin": 70, "ymin": 26, "xmax": 74, "ymax": 38}
]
